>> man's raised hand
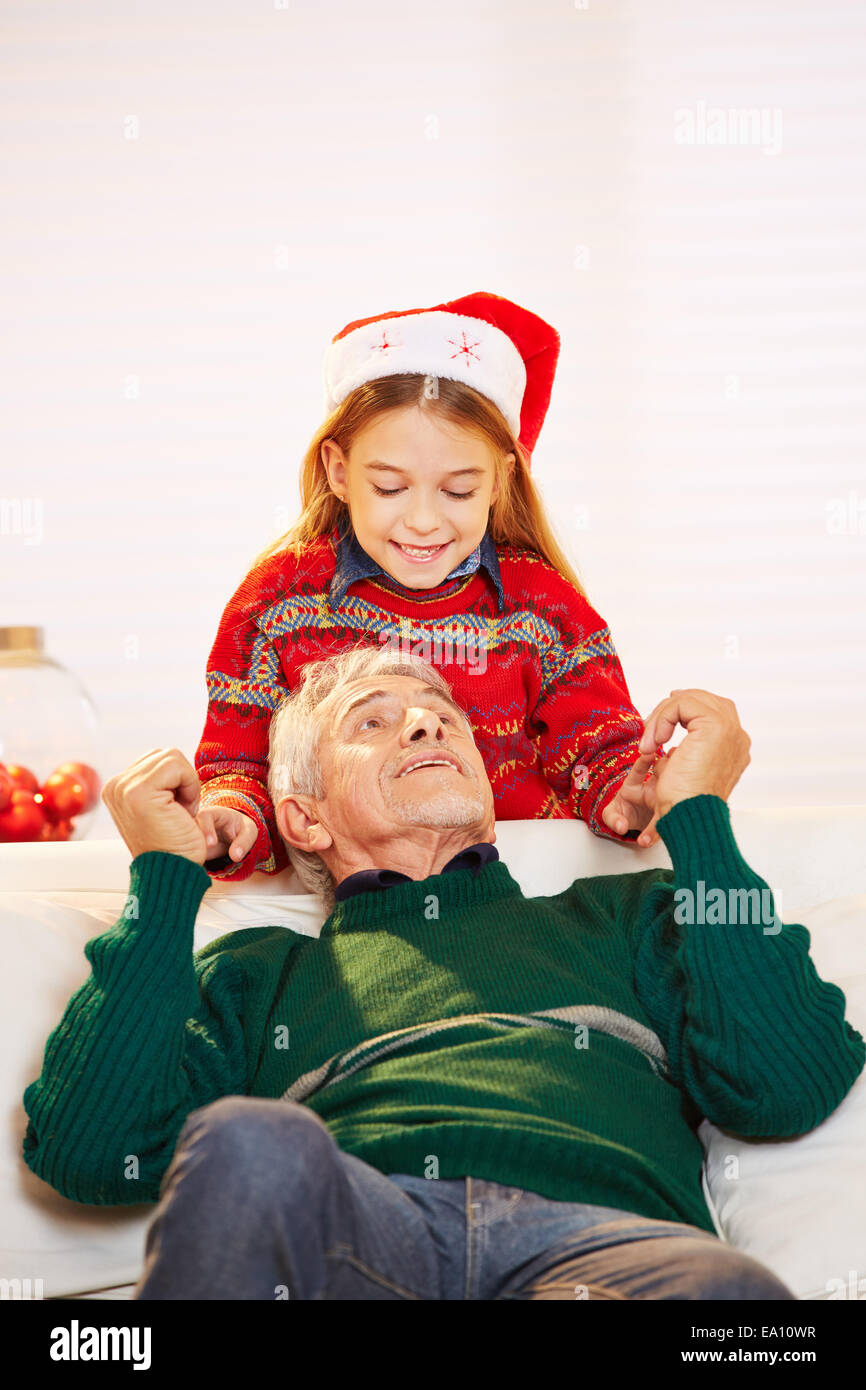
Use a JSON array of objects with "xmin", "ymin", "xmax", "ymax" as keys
[
  {"xmin": 102, "ymin": 748, "xmax": 209, "ymax": 864},
  {"xmin": 638, "ymin": 689, "xmax": 751, "ymax": 820}
]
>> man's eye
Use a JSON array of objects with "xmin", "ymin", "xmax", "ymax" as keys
[{"xmin": 358, "ymin": 716, "xmax": 383, "ymax": 730}]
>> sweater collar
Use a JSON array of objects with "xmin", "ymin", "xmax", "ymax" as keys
[
  {"xmin": 334, "ymin": 841, "xmax": 499, "ymax": 902},
  {"xmin": 328, "ymin": 514, "xmax": 505, "ymax": 613},
  {"xmin": 319, "ymin": 857, "xmax": 521, "ymax": 937}
]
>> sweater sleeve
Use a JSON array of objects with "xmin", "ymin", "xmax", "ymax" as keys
[
  {"xmin": 194, "ymin": 559, "xmax": 294, "ymax": 882},
  {"xmin": 626, "ymin": 795, "xmax": 866, "ymax": 1138},
  {"xmin": 21, "ymin": 852, "xmax": 253, "ymax": 1206},
  {"xmin": 526, "ymin": 573, "xmax": 661, "ymax": 838}
]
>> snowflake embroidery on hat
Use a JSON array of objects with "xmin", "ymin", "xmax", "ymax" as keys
[
  {"xmin": 368, "ymin": 327, "xmax": 404, "ymax": 357},
  {"xmin": 447, "ymin": 330, "xmax": 482, "ymax": 365}
]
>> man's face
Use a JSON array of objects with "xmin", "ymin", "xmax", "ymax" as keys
[{"xmin": 285, "ymin": 674, "xmax": 495, "ymax": 861}]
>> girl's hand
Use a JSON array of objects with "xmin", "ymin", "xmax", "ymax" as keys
[
  {"xmin": 600, "ymin": 750, "xmax": 661, "ymax": 848},
  {"xmin": 195, "ymin": 806, "xmax": 259, "ymax": 865}
]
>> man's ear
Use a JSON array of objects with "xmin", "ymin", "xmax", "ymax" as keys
[{"xmin": 276, "ymin": 794, "xmax": 334, "ymax": 855}]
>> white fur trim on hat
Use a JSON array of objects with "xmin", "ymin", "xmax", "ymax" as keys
[{"xmin": 323, "ymin": 310, "xmax": 526, "ymax": 437}]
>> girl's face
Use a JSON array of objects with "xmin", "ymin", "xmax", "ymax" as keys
[{"xmin": 321, "ymin": 405, "xmax": 512, "ymax": 590}]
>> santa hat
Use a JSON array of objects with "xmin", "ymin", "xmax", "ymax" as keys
[{"xmin": 322, "ymin": 290, "xmax": 560, "ymax": 463}]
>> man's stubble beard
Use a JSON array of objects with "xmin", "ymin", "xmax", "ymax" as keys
[{"xmin": 379, "ymin": 760, "xmax": 488, "ymax": 829}]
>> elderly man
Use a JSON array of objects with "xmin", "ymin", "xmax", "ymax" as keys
[{"xmin": 22, "ymin": 650, "xmax": 865, "ymax": 1301}]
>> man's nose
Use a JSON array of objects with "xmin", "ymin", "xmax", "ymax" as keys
[{"xmin": 401, "ymin": 707, "xmax": 446, "ymax": 743}]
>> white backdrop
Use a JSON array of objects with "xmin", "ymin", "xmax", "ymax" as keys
[{"xmin": 1, "ymin": 0, "xmax": 865, "ymax": 838}]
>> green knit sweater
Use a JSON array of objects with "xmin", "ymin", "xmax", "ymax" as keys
[{"xmin": 21, "ymin": 796, "xmax": 865, "ymax": 1233}]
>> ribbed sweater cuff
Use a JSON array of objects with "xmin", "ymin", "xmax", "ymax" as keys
[
  {"xmin": 127, "ymin": 850, "xmax": 213, "ymax": 930},
  {"xmin": 655, "ymin": 795, "xmax": 755, "ymax": 885}
]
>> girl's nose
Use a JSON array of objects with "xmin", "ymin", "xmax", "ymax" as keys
[{"xmin": 404, "ymin": 495, "xmax": 441, "ymax": 534}]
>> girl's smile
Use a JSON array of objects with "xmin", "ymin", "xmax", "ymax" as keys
[{"xmin": 390, "ymin": 540, "xmax": 453, "ymax": 564}]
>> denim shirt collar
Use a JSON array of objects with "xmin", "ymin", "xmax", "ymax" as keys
[{"xmin": 328, "ymin": 513, "xmax": 504, "ymax": 612}]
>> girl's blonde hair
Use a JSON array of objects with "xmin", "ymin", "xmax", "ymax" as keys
[{"xmin": 251, "ymin": 373, "xmax": 585, "ymax": 595}]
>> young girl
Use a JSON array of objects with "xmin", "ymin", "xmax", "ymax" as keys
[{"xmin": 193, "ymin": 290, "xmax": 664, "ymax": 880}]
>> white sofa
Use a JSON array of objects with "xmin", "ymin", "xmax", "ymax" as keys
[{"xmin": 2, "ymin": 807, "xmax": 864, "ymax": 1301}]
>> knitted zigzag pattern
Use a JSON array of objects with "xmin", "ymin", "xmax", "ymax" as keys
[{"xmin": 194, "ymin": 533, "xmax": 656, "ymax": 880}]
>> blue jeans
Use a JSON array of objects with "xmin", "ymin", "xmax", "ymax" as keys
[{"xmin": 133, "ymin": 1096, "xmax": 796, "ymax": 1301}]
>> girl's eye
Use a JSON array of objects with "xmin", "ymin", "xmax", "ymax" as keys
[{"xmin": 370, "ymin": 485, "xmax": 478, "ymax": 500}]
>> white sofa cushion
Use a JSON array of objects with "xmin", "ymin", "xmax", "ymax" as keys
[{"xmin": 3, "ymin": 803, "xmax": 866, "ymax": 914}]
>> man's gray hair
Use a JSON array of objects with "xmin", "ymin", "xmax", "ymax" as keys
[{"xmin": 267, "ymin": 645, "xmax": 471, "ymax": 905}]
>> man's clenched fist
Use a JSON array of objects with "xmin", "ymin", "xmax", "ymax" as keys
[{"xmin": 102, "ymin": 748, "xmax": 209, "ymax": 864}]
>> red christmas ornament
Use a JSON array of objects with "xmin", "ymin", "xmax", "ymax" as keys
[
  {"xmin": 0, "ymin": 789, "xmax": 47, "ymax": 842},
  {"xmin": 51, "ymin": 761, "xmax": 100, "ymax": 812},
  {"xmin": 4, "ymin": 764, "xmax": 40, "ymax": 795},
  {"xmin": 39, "ymin": 772, "xmax": 88, "ymax": 824},
  {"xmin": 0, "ymin": 770, "xmax": 13, "ymax": 813},
  {"xmin": 39, "ymin": 816, "xmax": 73, "ymax": 842}
]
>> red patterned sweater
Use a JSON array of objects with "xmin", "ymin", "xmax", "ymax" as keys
[{"xmin": 194, "ymin": 530, "xmax": 658, "ymax": 881}]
